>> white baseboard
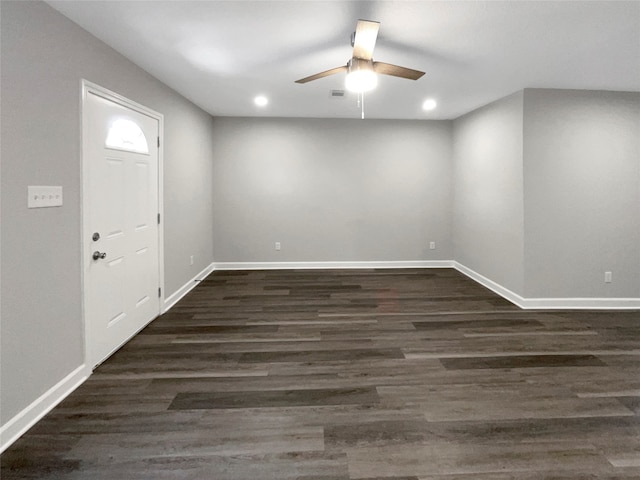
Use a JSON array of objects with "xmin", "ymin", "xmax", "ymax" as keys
[
  {"xmin": 1, "ymin": 364, "xmax": 89, "ymax": 453},
  {"xmin": 515, "ymin": 297, "xmax": 640, "ymax": 310},
  {"xmin": 213, "ymin": 260, "xmax": 455, "ymax": 270},
  {"xmin": 453, "ymin": 262, "xmax": 526, "ymax": 308},
  {"xmin": 454, "ymin": 262, "xmax": 640, "ymax": 310},
  {"xmin": 0, "ymin": 261, "xmax": 216, "ymax": 453},
  {"xmin": 163, "ymin": 262, "xmax": 215, "ymax": 313}
]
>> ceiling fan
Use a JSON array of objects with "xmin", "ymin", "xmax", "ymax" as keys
[{"xmin": 295, "ymin": 19, "xmax": 425, "ymax": 93}]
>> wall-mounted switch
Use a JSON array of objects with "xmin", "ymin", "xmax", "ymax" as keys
[
  {"xmin": 604, "ymin": 271, "xmax": 612, "ymax": 283},
  {"xmin": 190, "ymin": 255, "xmax": 194, "ymax": 266},
  {"xmin": 275, "ymin": 242, "xmax": 281, "ymax": 251},
  {"xmin": 28, "ymin": 186, "xmax": 63, "ymax": 208},
  {"xmin": 429, "ymin": 241, "xmax": 436, "ymax": 250}
]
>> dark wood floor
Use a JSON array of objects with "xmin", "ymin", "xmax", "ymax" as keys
[{"xmin": 3, "ymin": 268, "xmax": 640, "ymax": 479}]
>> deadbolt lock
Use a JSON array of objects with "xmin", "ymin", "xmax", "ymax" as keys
[{"xmin": 92, "ymin": 232, "xmax": 100, "ymax": 241}]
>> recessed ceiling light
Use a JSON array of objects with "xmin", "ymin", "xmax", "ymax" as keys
[
  {"xmin": 254, "ymin": 95, "xmax": 268, "ymax": 107},
  {"xmin": 422, "ymin": 99, "xmax": 437, "ymax": 111}
]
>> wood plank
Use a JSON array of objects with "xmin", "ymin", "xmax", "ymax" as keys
[{"xmin": 168, "ymin": 387, "xmax": 380, "ymax": 410}]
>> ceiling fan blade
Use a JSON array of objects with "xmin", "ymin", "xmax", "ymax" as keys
[
  {"xmin": 373, "ymin": 62, "xmax": 425, "ymax": 80},
  {"xmin": 352, "ymin": 19, "xmax": 380, "ymax": 60},
  {"xmin": 295, "ymin": 65, "xmax": 348, "ymax": 84}
]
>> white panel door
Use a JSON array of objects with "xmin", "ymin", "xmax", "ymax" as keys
[{"xmin": 84, "ymin": 89, "xmax": 160, "ymax": 368}]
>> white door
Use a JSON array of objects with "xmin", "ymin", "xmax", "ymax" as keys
[{"xmin": 83, "ymin": 86, "xmax": 162, "ymax": 368}]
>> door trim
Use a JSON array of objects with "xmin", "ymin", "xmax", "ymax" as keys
[{"xmin": 80, "ymin": 79, "xmax": 165, "ymax": 368}]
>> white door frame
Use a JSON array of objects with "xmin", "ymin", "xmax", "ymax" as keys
[{"xmin": 80, "ymin": 79, "xmax": 165, "ymax": 368}]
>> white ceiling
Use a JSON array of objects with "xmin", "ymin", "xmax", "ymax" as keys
[{"xmin": 48, "ymin": 1, "xmax": 640, "ymax": 120}]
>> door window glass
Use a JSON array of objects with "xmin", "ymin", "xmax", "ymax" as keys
[{"xmin": 105, "ymin": 119, "xmax": 149, "ymax": 154}]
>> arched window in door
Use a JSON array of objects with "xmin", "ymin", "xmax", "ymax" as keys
[{"xmin": 105, "ymin": 118, "xmax": 149, "ymax": 154}]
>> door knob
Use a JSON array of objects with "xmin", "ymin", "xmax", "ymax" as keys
[{"xmin": 92, "ymin": 251, "xmax": 107, "ymax": 260}]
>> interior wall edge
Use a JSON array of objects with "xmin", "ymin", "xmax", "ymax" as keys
[
  {"xmin": 163, "ymin": 262, "xmax": 216, "ymax": 313},
  {"xmin": 0, "ymin": 364, "xmax": 89, "ymax": 454},
  {"xmin": 454, "ymin": 261, "xmax": 640, "ymax": 310},
  {"xmin": 453, "ymin": 261, "xmax": 525, "ymax": 308}
]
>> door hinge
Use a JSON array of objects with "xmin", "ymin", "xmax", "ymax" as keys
[
  {"xmin": 157, "ymin": 213, "xmax": 161, "ymax": 224},
  {"xmin": 157, "ymin": 136, "xmax": 160, "ymax": 148},
  {"xmin": 158, "ymin": 287, "xmax": 161, "ymax": 298}
]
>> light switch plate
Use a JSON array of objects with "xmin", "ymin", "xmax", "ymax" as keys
[{"xmin": 28, "ymin": 186, "xmax": 63, "ymax": 208}]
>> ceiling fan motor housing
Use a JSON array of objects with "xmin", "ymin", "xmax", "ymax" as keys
[{"xmin": 348, "ymin": 57, "xmax": 374, "ymax": 72}]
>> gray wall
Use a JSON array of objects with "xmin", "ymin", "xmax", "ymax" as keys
[
  {"xmin": 1, "ymin": 1, "xmax": 215, "ymax": 424},
  {"xmin": 523, "ymin": 89, "xmax": 640, "ymax": 298},
  {"xmin": 210, "ymin": 117, "xmax": 453, "ymax": 263},
  {"xmin": 452, "ymin": 91, "xmax": 525, "ymax": 294}
]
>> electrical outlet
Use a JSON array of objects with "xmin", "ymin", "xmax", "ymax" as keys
[
  {"xmin": 604, "ymin": 271, "xmax": 612, "ymax": 283},
  {"xmin": 429, "ymin": 241, "xmax": 436, "ymax": 250},
  {"xmin": 190, "ymin": 255, "xmax": 194, "ymax": 266},
  {"xmin": 275, "ymin": 242, "xmax": 281, "ymax": 251}
]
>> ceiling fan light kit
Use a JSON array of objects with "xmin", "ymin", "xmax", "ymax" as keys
[{"xmin": 345, "ymin": 58, "xmax": 377, "ymax": 93}]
